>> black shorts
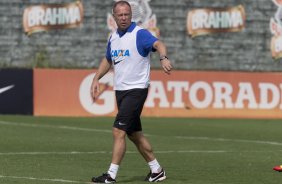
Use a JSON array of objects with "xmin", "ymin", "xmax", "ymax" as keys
[{"xmin": 114, "ymin": 88, "xmax": 148, "ymax": 135}]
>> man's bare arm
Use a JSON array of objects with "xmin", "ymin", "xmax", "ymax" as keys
[
  {"xmin": 153, "ymin": 40, "xmax": 173, "ymax": 75},
  {"xmin": 90, "ymin": 57, "xmax": 112, "ymax": 102}
]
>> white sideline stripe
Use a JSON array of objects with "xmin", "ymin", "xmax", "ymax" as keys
[
  {"xmin": 0, "ymin": 150, "xmax": 281, "ymax": 156},
  {"xmin": 176, "ymin": 136, "xmax": 282, "ymax": 146},
  {"xmin": 0, "ymin": 150, "xmax": 224, "ymax": 156},
  {"xmin": 0, "ymin": 120, "xmax": 111, "ymax": 133},
  {"xmin": 1, "ymin": 120, "xmax": 282, "ymax": 147},
  {"xmin": 0, "ymin": 151, "xmax": 109, "ymax": 156},
  {"xmin": 0, "ymin": 175, "xmax": 88, "ymax": 183}
]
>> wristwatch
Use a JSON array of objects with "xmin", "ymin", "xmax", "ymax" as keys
[{"xmin": 160, "ymin": 56, "xmax": 168, "ymax": 61}]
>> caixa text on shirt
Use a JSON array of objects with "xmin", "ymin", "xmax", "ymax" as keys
[{"xmin": 111, "ymin": 50, "xmax": 130, "ymax": 57}]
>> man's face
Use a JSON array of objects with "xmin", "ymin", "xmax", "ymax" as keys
[{"xmin": 113, "ymin": 4, "xmax": 132, "ymax": 31}]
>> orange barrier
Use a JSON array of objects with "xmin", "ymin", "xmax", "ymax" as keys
[
  {"xmin": 33, "ymin": 69, "xmax": 104, "ymax": 117},
  {"xmin": 34, "ymin": 69, "xmax": 282, "ymax": 119}
]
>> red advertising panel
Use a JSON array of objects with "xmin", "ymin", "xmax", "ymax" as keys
[{"xmin": 34, "ymin": 69, "xmax": 282, "ymax": 119}]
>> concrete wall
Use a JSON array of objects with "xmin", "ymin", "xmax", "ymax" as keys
[{"xmin": 1, "ymin": 0, "xmax": 282, "ymax": 71}]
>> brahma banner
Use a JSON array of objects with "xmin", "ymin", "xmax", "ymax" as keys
[
  {"xmin": 34, "ymin": 69, "xmax": 282, "ymax": 119},
  {"xmin": 23, "ymin": 1, "xmax": 84, "ymax": 35},
  {"xmin": 270, "ymin": 0, "xmax": 282, "ymax": 59},
  {"xmin": 187, "ymin": 5, "xmax": 246, "ymax": 37}
]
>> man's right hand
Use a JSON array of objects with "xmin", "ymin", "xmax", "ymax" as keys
[{"xmin": 90, "ymin": 79, "xmax": 100, "ymax": 103}]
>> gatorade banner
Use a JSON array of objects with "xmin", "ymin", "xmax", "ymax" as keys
[{"xmin": 34, "ymin": 69, "xmax": 282, "ymax": 119}]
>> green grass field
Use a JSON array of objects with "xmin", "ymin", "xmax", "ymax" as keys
[{"xmin": 0, "ymin": 115, "xmax": 282, "ymax": 184}]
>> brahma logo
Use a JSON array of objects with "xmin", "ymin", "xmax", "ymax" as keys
[
  {"xmin": 23, "ymin": 1, "xmax": 83, "ymax": 35},
  {"xmin": 187, "ymin": 5, "xmax": 245, "ymax": 37},
  {"xmin": 270, "ymin": 0, "xmax": 282, "ymax": 59},
  {"xmin": 107, "ymin": 0, "xmax": 160, "ymax": 37}
]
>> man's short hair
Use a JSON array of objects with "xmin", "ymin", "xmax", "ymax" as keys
[{"xmin": 112, "ymin": 0, "xmax": 131, "ymax": 14}]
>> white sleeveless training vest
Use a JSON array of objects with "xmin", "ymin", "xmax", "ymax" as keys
[{"xmin": 109, "ymin": 26, "xmax": 151, "ymax": 90}]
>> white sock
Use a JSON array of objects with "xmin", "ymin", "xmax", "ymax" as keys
[
  {"xmin": 148, "ymin": 159, "xmax": 161, "ymax": 173},
  {"xmin": 107, "ymin": 163, "xmax": 119, "ymax": 179}
]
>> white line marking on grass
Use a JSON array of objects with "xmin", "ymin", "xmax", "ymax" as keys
[
  {"xmin": 1, "ymin": 120, "xmax": 282, "ymax": 147},
  {"xmin": 0, "ymin": 175, "xmax": 88, "ymax": 184},
  {"xmin": 0, "ymin": 151, "xmax": 109, "ymax": 156},
  {"xmin": 0, "ymin": 120, "xmax": 111, "ymax": 133},
  {"xmin": 176, "ymin": 136, "xmax": 282, "ymax": 146},
  {"xmin": 0, "ymin": 150, "xmax": 281, "ymax": 156},
  {"xmin": 0, "ymin": 150, "xmax": 227, "ymax": 156},
  {"xmin": 153, "ymin": 150, "xmax": 228, "ymax": 153}
]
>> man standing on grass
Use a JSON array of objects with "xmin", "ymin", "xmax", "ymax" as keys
[{"xmin": 90, "ymin": 1, "xmax": 172, "ymax": 183}]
